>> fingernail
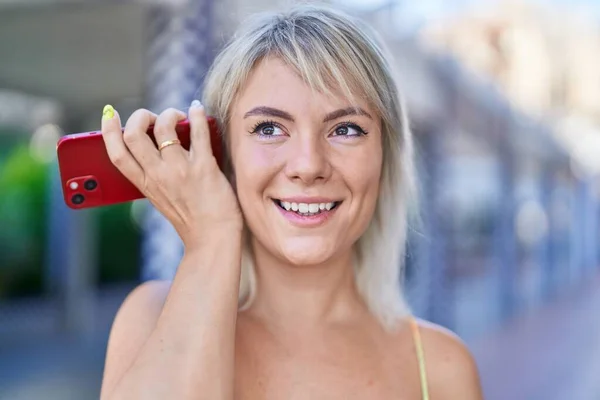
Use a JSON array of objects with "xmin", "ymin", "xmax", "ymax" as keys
[
  {"xmin": 190, "ymin": 99, "xmax": 202, "ymax": 109},
  {"xmin": 103, "ymin": 104, "xmax": 115, "ymax": 120}
]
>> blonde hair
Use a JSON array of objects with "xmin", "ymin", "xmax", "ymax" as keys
[{"xmin": 202, "ymin": 3, "xmax": 418, "ymax": 330}]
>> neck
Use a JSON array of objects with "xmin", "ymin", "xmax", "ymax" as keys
[{"xmin": 245, "ymin": 238, "xmax": 368, "ymax": 330}]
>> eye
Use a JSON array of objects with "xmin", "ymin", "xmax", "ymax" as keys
[
  {"xmin": 249, "ymin": 120, "xmax": 285, "ymax": 137},
  {"xmin": 331, "ymin": 122, "xmax": 368, "ymax": 137}
]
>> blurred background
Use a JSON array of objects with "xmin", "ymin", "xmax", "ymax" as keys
[{"xmin": 0, "ymin": 0, "xmax": 599, "ymax": 399}]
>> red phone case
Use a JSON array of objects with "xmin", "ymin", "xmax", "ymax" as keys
[{"xmin": 56, "ymin": 117, "xmax": 223, "ymax": 209}]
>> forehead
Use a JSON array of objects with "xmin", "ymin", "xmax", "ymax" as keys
[{"xmin": 232, "ymin": 57, "xmax": 374, "ymax": 116}]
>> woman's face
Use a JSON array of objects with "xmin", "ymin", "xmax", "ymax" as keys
[{"xmin": 228, "ymin": 57, "xmax": 382, "ymax": 266}]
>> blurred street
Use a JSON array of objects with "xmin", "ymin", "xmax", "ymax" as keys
[
  {"xmin": 472, "ymin": 272, "xmax": 600, "ymax": 400},
  {"xmin": 0, "ymin": 285, "xmax": 132, "ymax": 400}
]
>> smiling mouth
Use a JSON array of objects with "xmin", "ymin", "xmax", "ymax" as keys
[{"xmin": 272, "ymin": 199, "xmax": 341, "ymax": 216}]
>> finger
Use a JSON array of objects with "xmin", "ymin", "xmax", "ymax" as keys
[
  {"xmin": 187, "ymin": 100, "xmax": 213, "ymax": 161},
  {"xmin": 153, "ymin": 107, "xmax": 188, "ymax": 161},
  {"xmin": 101, "ymin": 105, "xmax": 145, "ymax": 188},
  {"xmin": 123, "ymin": 109, "xmax": 162, "ymax": 170}
]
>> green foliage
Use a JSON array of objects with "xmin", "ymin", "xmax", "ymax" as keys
[
  {"xmin": 96, "ymin": 203, "xmax": 141, "ymax": 284},
  {"xmin": 0, "ymin": 144, "xmax": 47, "ymax": 297}
]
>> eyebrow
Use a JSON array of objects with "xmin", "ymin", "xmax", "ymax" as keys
[
  {"xmin": 244, "ymin": 106, "xmax": 295, "ymax": 121},
  {"xmin": 243, "ymin": 106, "xmax": 373, "ymax": 123},
  {"xmin": 322, "ymin": 107, "xmax": 372, "ymax": 122}
]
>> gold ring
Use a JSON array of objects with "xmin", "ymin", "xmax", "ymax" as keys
[{"xmin": 158, "ymin": 139, "xmax": 181, "ymax": 151}]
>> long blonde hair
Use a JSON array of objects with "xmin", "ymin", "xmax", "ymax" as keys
[{"xmin": 202, "ymin": 3, "xmax": 418, "ymax": 330}]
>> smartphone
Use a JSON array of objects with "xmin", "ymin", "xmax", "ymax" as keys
[{"xmin": 56, "ymin": 117, "xmax": 223, "ymax": 210}]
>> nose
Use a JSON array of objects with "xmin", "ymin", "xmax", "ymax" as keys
[{"xmin": 284, "ymin": 133, "xmax": 332, "ymax": 185}]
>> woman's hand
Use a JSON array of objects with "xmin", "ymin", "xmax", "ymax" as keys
[
  {"xmin": 99, "ymin": 104, "xmax": 243, "ymax": 400},
  {"xmin": 100, "ymin": 101, "xmax": 242, "ymax": 250}
]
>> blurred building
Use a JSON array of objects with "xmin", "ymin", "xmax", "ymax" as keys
[
  {"xmin": 414, "ymin": 2, "xmax": 600, "ymax": 300},
  {"xmin": 420, "ymin": 0, "xmax": 600, "ymax": 124}
]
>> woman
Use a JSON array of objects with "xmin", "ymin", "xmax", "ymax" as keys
[{"xmin": 99, "ymin": 4, "xmax": 483, "ymax": 399}]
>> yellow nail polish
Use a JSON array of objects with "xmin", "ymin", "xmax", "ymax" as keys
[{"xmin": 103, "ymin": 104, "xmax": 115, "ymax": 120}]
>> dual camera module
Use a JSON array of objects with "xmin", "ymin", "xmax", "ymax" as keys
[{"xmin": 71, "ymin": 178, "xmax": 97, "ymax": 205}]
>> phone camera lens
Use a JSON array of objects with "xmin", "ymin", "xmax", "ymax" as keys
[
  {"xmin": 84, "ymin": 179, "xmax": 97, "ymax": 191},
  {"xmin": 72, "ymin": 194, "xmax": 85, "ymax": 205}
]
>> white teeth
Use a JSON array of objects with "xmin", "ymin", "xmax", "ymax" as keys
[{"xmin": 278, "ymin": 200, "xmax": 338, "ymax": 214}]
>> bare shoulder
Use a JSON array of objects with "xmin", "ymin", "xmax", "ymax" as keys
[
  {"xmin": 100, "ymin": 280, "xmax": 172, "ymax": 399},
  {"xmin": 414, "ymin": 318, "xmax": 484, "ymax": 400}
]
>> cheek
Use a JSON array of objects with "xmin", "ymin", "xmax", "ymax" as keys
[
  {"xmin": 356, "ymin": 165, "xmax": 381, "ymax": 219},
  {"xmin": 342, "ymin": 146, "xmax": 382, "ymax": 196},
  {"xmin": 339, "ymin": 146, "xmax": 382, "ymax": 226},
  {"xmin": 230, "ymin": 141, "xmax": 277, "ymax": 204}
]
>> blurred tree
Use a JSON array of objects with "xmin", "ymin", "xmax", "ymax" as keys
[
  {"xmin": 96, "ymin": 203, "xmax": 141, "ymax": 284},
  {"xmin": 0, "ymin": 143, "xmax": 47, "ymax": 298}
]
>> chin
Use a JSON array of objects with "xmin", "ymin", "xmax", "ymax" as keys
[{"xmin": 277, "ymin": 237, "xmax": 340, "ymax": 267}]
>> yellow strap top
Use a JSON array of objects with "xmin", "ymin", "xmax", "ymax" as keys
[{"xmin": 410, "ymin": 317, "xmax": 430, "ymax": 400}]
